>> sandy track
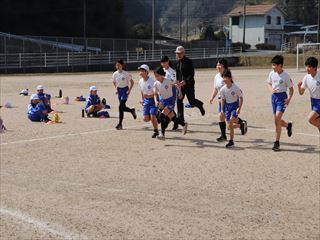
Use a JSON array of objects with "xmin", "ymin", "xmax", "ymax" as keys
[{"xmin": 0, "ymin": 68, "xmax": 319, "ymax": 239}]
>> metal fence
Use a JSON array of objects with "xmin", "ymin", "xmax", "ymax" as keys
[
  {"xmin": 0, "ymin": 33, "xmax": 226, "ymax": 54},
  {"xmin": 0, "ymin": 47, "xmax": 242, "ymax": 70}
]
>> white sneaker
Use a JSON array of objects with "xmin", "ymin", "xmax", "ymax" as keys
[
  {"xmin": 182, "ymin": 122, "xmax": 188, "ymax": 135},
  {"xmin": 157, "ymin": 133, "xmax": 165, "ymax": 140}
]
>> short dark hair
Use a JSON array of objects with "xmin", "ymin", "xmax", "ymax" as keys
[
  {"xmin": 154, "ymin": 66, "xmax": 166, "ymax": 76},
  {"xmin": 160, "ymin": 56, "xmax": 170, "ymax": 63},
  {"xmin": 117, "ymin": 59, "xmax": 125, "ymax": 65},
  {"xmin": 222, "ymin": 69, "xmax": 232, "ymax": 78},
  {"xmin": 217, "ymin": 58, "xmax": 228, "ymax": 69},
  {"xmin": 305, "ymin": 57, "xmax": 318, "ymax": 68},
  {"xmin": 271, "ymin": 55, "xmax": 284, "ymax": 65}
]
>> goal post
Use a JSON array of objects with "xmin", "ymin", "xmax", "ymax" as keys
[{"xmin": 296, "ymin": 43, "xmax": 320, "ymax": 72}]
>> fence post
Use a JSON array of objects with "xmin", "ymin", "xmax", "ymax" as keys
[
  {"xmin": 203, "ymin": 48, "xmax": 206, "ymax": 58},
  {"xmin": 137, "ymin": 50, "xmax": 139, "ymax": 61},
  {"xmin": 67, "ymin": 52, "xmax": 70, "ymax": 66},
  {"xmin": 160, "ymin": 49, "xmax": 163, "ymax": 59},
  {"xmin": 19, "ymin": 53, "xmax": 22, "ymax": 68},
  {"xmin": 126, "ymin": 51, "xmax": 129, "ymax": 63},
  {"xmin": 44, "ymin": 53, "xmax": 47, "ymax": 67},
  {"xmin": 108, "ymin": 51, "xmax": 111, "ymax": 64}
]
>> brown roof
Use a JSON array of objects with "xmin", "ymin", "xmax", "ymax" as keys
[{"xmin": 228, "ymin": 4, "xmax": 286, "ymax": 16}]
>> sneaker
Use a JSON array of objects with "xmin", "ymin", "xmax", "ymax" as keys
[
  {"xmin": 216, "ymin": 135, "xmax": 227, "ymax": 142},
  {"xmin": 152, "ymin": 131, "xmax": 159, "ymax": 138},
  {"xmin": 240, "ymin": 120, "xmax": 248, "ymax": 135},
  {"xmin": 172, "ymin": 122, "xmax": 179, "ymax": 131},
  {"xmin": 182, "ymin": 122, "xmax": 188, "ymax": 135},
  {"xmin": 287, "ymin": 122, "xmax": 293, "ymax": 137},
  {"xmin": 157, "ymin": 133, "xmax": 165, "ymax": 140},
  {"xmin": 115, "ymin": 124, "xmax": 123, "ymax": 130},
  {"xmin": 226, "ymin": 140, "xmax": 234, "ymax": 148},
  {"xmin": 200, "ymin": 104, "xmax": 205, "ymax": 116},
  {"xmin": 131, "ymin": 108, "xmax": 137, "ymax": 119},
  {"xmin": 272, "ymin": 141, "xmax": 280, "ymax": 151}
]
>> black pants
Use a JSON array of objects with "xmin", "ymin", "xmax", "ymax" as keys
[
  {"xmin": 177, "ymin": 85, "xmax": 203, "ymax": 123},
  {"xmin": 119, "ymin": 100, "xmax": 132, "ymax": 124}
]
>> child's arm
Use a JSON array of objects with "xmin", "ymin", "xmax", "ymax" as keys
[
  {"xmin": 128, "ymin": 78, "xmax": 134, "ymax": 95},
  {"xmin": 267, "ymin": 83, "xmax": 276, "ymax": 94},
  {"xmin": 210, "ymin": 88, "xmax": 218, "ymax": 104},
  {"xmin": 237, "ymin": 96, "xmax": 243, "ymax": 115},
  {"xmin": 220, "ymin": 98, "xmax": 226, "ymax": 117},
  {"xmin": 140, "ymin": 92, "xmax": 144, "ymax": 105},
  {"xmin": 297, "ymin": 81, "xmax": 305, "ymax": 95},
  {"xmin": 112, "ymin": 80, "xmax": 118, "ymax": 94},
  {"xmin": 154, "ymin": 93, "xmax": 159, "ymax": 107},
  {"xmin": 285, "ymin": 87, "xmax": 294, "ymax": 106}
]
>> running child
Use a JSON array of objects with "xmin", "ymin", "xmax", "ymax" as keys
[
  {"xmin": 27, "ymin": 94, "xmax": 50, "ymax": 122},
  {"xmin": 85, "ymin": 86, "xmax": 104, "ymax": 117},
  {"xmin": 112, "ymin": 59, "xmax": 137, "ymax": 130},
  {"xmin": 153, "ymin": 66, "xmax": 186, "ymax": 140},
  {"xmin": 297, "ymin": 57, "xmax": 320, "ymax": 131},
  {"xmin": 220, "ymin": 70, "xmax": 246, "ymax": 148},
  {"xmin": 267, "ymin": 55, "xmax": 294, "ymax": 151},
  {"xmin": 138, "ymin": 64, "xmax": 159, "ymax": 138},
  {"xmin": 210, "ymin": 58, "xmax": 246, "ymax": 142}
]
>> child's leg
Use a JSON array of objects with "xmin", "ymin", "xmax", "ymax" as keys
[
  {"xmin": 308, "ymin": 111, "xmax": 320, "ymax": 129},
  {"xmin": 229, "ymin": 118, "xmax": 237, "ymax": 140},
  {"xmin": 151, "ymin": 115, "xmax": 158, "ymax": 129},
  {"xmin": 274, "ymin": 111, "xmax": 284, "ymax": 141}
]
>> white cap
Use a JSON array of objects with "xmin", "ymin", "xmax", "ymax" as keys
[
  {"xmin": 36, "ymin": 85, "xmax": 44, "ymax": 90},
  {"xmin": 138, "ymin": 64, "xmax": 150, "ymax": 72},
  {"xmin": 30, "ymin": 94, "xmax": 39, "ymax": 100},
  {"xmin": 89, "ymin": 86, "xmax": 97, "ymax": 91},
  {"xmin": 175, "ymin": 46, "xmax": 185, "ymax": 53}
]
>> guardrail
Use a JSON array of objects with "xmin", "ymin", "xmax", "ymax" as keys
[{"xmin": 0, "ymin": 47, "xmax": 242, "ymax": 69}]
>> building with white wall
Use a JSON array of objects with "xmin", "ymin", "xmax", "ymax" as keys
[{"xmin": 228, "ymin": 4, "xmax": 286, "ymax": 49}]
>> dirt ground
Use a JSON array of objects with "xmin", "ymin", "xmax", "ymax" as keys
[{"xmin": 0, "ymin": 68, "xmax": 319, "ymax": 240}]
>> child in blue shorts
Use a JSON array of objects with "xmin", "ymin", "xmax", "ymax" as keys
[
  {"xmin": 138, "ymin": 64, "xmax": 159, "ymax": 138},
  {"xmin": 27, "ymin": 94, "xmax": 49, "ymax": 122},
  {"xmin": 267, "ymin": 55, "xmax": 294, "ymax": 151},
  {"xmin": 112, "ymin": 59, "xmax": 137, "ymax": 130},
  {"xmin": 85, "ymin": 86, "xmax": 104, "ymax": 117},
  {"xmin": 220, "ymin": 70, "xmax": 247, "ymax": 148},
  {"xmin": 298, "ymin": 57, "xmax": 320, "ymax": 132},
  {"xmin": 153, "ymin": 66, "xmax": 185, "ymax": 140}
]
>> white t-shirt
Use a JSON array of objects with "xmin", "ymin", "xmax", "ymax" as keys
[
  {"xmin": 220, "ymin": 83, "xmax": 243, "ymax": 104},
  {"xmin": 214, "ymin": 73, "xmax": 225, "ymax": 97},
  {"xmin": 164, "ymin": 67, "xmax": 176, "ymax": 82},
  {"xmin": 112, "ymin": 70, "xmax": 132, "ymax": 88},
  {"xmin": 267, "ymin": 70, "xmax": 294, "ymax": 93},
  {"xmin": 301, "ymin": 73, "xmax": 320, "ymax": 99},
  {"xmin": 154, "ymin": 78, "xmax": 174, "ymax": 100},
  {"xmin": 139, "ymin": 77, "xmax": 156, "ymax": 96}
]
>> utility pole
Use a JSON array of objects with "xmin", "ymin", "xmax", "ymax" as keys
[
  {"xmin": 83, "ymin": 0, "xmax": 87, "ymax": 52},
  {"xmin": 186, "ymin": 0, "xmax": 189, "ymax": 42},
  {"xmin": 179, "ymin": 0, "xmax": 182, "ymax": 41},
  {"xmin": 242, "ymin": 0, "xmax": 247, "ymax": 51},
  {"xmin": 152, "ymin": 0, "xmax": 155, "ymax": 52},
  {"xmin": 318, "ymin": 0, "xmax": 320, "ymax": 43}
]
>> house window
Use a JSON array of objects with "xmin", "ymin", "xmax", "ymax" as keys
[
  {"xmin": 232, "ymin": 16, "xmax": 239, "ymax": 25},
  {"xmin": 277, "ymin": 16, "xmax": 281, "ymax": 25},
  {"xmin": 266, "ymin": 15, "xmax": 271, "ymax": 24}
]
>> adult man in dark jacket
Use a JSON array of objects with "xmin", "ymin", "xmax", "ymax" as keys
[{"xmin": 173, "ymin": 46, "xmax": 205, "ymax": 129}]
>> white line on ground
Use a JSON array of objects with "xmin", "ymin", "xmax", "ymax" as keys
[
  {"xmin": 1, "ymin": 117, "xmax": 318, "ymax": 146},
  {"xmin": 0, "ymin": 207, "xmax": 85, "ymax": 240}
]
